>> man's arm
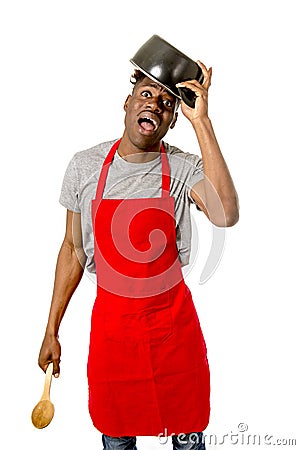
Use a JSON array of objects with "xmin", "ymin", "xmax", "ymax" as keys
[
  {"xmin": 38, "ymin": 210, "xmax": 87, "ymax": 377},
  {"xmin": 176, "ymin": 62, "xmax": 239, "ymax": 227}
]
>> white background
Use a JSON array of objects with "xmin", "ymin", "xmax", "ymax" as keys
[{"xmin": 1, "ymin": 0, "xmax": 299, "ymax": 449}]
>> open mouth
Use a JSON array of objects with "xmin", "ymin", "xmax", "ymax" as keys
[{"xmin": 137, "ymin": 112, "xmax": 160, "ymax": 133}]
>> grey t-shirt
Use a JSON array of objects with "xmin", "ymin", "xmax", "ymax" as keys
[{"xmin": 59, "ymin": 139, "xmax": 204, "ymax": 273}]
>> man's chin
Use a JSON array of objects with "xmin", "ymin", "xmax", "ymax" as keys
[{"xmin": 130, "ymin": 133, "xmax": 162, "ymax": 151}]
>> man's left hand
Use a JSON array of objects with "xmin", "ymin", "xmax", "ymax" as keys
[{"xmin": 176, "ymin": 61, "xmax": 212, "ymax": 123}]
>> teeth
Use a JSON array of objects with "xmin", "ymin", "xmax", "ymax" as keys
[
  {"xmin": 144, "ymin": 117, "xmax": 155, "ymax": 125},
  {"xmin": 138, "ymin": 116, "xmax": 158, "ymax": 128},
  {"xmin": 148, "ymin": 118, "xmax": 156, "ymax": 127}
]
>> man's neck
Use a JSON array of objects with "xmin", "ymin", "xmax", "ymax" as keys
[{"xmin": 117, "ymin": 133, "xmax": 161, "ymax": 163}]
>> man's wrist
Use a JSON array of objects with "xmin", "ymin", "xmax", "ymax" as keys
[
  {"xmin": 191, "ymin": 115, "xmax": 212, "ymax": 130},
  {"xmin": 45, "ymin": 326, "xmax": 59, "ymax": 339}
]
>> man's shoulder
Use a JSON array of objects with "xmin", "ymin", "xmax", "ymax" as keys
[
  {"xmin": 72, "ymin": 139, "xmax": 118, "ymax": 167},
  {"xmin": 66, "ymin": 139, "xmax": 118, "ymax": 187},
  {"xmin": 164, "ymin": 141, "xmax": 202, "ymax": 167}
]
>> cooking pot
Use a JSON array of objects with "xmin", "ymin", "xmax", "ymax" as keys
[{"xmin": 130, "ymin": 35, "xmax": 204, "ymax": 108}]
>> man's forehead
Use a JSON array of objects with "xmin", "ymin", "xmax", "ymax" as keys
[{"xmin": 138, "ymin": 77, "xmax": 173, "ymax": 96}]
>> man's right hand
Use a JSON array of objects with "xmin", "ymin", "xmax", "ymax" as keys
[{"xmin": 38, "ymin": 334, "xmax": 61, "ymax": 378}]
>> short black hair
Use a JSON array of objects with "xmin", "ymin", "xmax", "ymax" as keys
[
  {"xmin": 130, "ymin": 69, "xmax": 147, "ymax": 89},
  {"xmin": 129, "ymin": 69, "xmax": 180, "ymax": 110}
]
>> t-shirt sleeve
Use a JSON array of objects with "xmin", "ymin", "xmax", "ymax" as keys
[{"xmin": 59, "ymin": 155, "xmax": 81, "ymax": 212}]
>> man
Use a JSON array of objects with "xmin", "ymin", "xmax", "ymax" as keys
[{"xmin": 38, "ymin": 57, "xmax": 239, "ymax": 450}]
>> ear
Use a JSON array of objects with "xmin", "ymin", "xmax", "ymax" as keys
[
  {"xmin": 124, "ymin": 94, "xmax": 131, "ymax": 111},
  {"xmin": 170, "ymin": 112, "xmax": 178, "ymax": 129}
]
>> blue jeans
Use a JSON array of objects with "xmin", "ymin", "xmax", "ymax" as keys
[{"xmin": 102, "ymin": 432, "xmax": 206, "ymax": 450}]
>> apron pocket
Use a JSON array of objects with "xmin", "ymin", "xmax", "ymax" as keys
[{"xmin": 103, "ymin": 292, "xmax": 173, "ymax": 344}]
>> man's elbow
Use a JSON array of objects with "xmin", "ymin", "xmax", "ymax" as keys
[
  {"xmin": 61, "ymin": 238, "xmax": 87, "ymax": 268},
  {"xmin": 224, "ymin": 209, "xmax": 239, "ymax": 227},
  {"xmin": 208, "ymin": 202, "xmax": 240, "ymax": 228}
]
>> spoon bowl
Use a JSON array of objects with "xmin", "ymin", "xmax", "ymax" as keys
[
  {"xmin": 31, "ymin": 399, "xmax": 54, "ymax": 429},
  {"xmin": 31, "ymin": 363, "xmax": 55, "ymax": 429}
]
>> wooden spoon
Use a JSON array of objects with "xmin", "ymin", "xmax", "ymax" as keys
[{"xmin": 31, "ymin": 362, "xmax": 55, "ymax": 429}]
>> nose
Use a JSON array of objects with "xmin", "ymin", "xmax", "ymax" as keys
[{"xmin": 145, "ymin": 95, "xmax": 163, "ymax": 113}]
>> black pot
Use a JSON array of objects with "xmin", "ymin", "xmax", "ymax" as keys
[{"xmin": 130, "ymin": 35, "xmax": 204, "ymax": 108}]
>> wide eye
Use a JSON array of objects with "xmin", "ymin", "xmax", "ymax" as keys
[
  {"xmin": 141, "ymin": 90, "xmax": 152, "ymax": 98},
  {"xmin": 163, "ymin": 98, "xmax": 174, "ymax": 108}
]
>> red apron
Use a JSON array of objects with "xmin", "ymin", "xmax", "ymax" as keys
[{"xmin": 88, "ymin": 139, "xmax": 210, "ymax": 437}]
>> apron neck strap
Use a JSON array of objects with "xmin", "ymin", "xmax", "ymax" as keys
[{"xmin": 95, "ymin": 139, "xmax": 170, "ymax": 199}]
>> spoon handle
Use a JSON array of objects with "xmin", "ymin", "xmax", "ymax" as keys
[{"xmin": 41, "ymin": 362, "xmax": 53, "ymax": 401}]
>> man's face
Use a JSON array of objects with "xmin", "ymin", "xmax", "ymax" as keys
[{"xmin": 123, "ymin": 77, "xmax": 178, "ymax": 150}]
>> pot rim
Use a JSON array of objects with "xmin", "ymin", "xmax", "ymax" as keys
[{"xmin": 129, "ymin": 60, "xmax": 182, "ymax": 100}]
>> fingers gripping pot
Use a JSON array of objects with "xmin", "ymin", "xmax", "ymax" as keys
[{"xmin": 130, "ymin": 35, "xmax": 204, "ymax": 108}]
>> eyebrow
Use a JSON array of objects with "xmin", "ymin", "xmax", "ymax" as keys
[
  {"xmin": 148, "ymin": 82, "xmax": 162, "ymax": 89},
  {"xmin": 141, "ymin": 82, "xmax": 174, "ymax": 98}
]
